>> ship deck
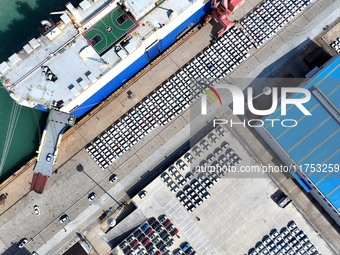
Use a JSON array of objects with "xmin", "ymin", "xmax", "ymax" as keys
[{"xmin": 1, "ymin": 0, "xmax": 202, "ymax": 113}]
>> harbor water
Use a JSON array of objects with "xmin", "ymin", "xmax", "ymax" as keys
[{"xmin": 0, "ymin": 0, "xmax": 83, "ymax": 182}]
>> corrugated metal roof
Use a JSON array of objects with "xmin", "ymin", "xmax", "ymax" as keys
[{"xmin": 265, "ymin": 55, "xmax": 340, "ymax": 211}]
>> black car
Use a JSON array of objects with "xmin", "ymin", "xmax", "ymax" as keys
[
  {"xmin": 187, "ymin": 247, "xmax": 196, "ymax": 255},
  {"xmin": 153, "ymin": 221, "xmax": 161, "ymax": 230},
  {"xmin": 160, "ymin": 230, "xmax": 169, "ymax": 240},
  {"xmin": 148, "ymin": 217, "xmax": 157, "ymax": 226},
  {"xmin": 133, "ymin": 229, "xmax": 143, "ymax": 239},
  {"xmin": 156, "ymin": 240, "xmax": 165, "ymax": 249},
  {"xmin": 123, "ymin": 246, "xmax": 132, "ymax": 254},
  {"xmin": 146, "ymin": 243, "xmax": 154, "ymax": 253},
  {"xmin": 137, "ymin": 233, "xmax": 146, "ymax": 242}
]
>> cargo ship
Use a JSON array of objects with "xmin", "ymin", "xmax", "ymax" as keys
[
  {"xmin": 0, "ymin": 0, "xmax": 215, "ymax": 117},
  {"xmin": 0, "ymin": 0, "xmax": 247, "ymax": 193}
]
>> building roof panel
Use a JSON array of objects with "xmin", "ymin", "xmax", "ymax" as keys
[
  {"xmin": 264, "ymin": 55, "xmax": 340, "ymax": 212},
  {"xmin": 327, "ymin": 85, "xmax": 340, "ymax": 108},
  {"xmin": 288, "ymin": 119, "xmax": 339, "ymax": 157},
  {"xmin": 275, "ymin": 106, "xmax": 331, "ymax": 151}
]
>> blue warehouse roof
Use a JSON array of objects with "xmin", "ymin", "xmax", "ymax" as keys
[{"xmin": 264, "ymin": 55, "xmax": 340, "ymax": 212}]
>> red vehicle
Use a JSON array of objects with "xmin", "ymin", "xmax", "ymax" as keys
[
  {"xmin": 170, "ymin": 229, "xmax": 178, "ymax": 236},
  {"xmin": 130, "ymin": 240, "xmax": 138, "ymax": 249},
  {"xmin": 163, "ymin": 220, "xmax": 172, "ymax": 228},
  {"xmin": 142, "ymin": 238, "xmax": 150, "ymax": 246},
  {"xmin": 145, "ymin": 227, "xmax": 153, "ymax": 236}
]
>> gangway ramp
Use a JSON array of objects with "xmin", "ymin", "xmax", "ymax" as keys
[{"xmin": 31, "ymin": 109, "xmax": 76, "ymax": 193}]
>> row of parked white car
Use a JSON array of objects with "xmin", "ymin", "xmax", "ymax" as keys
[
  {"xmin": 330, "ymin": 38, "xmax": 340, "ymax": 54},
  {"xmin": 85, "ymin": 26, "xmax": 253, "ymax": 170},
  {"xmin": 241, "ymin": 0, "xmax": 313, "ymax": 48},
  {"xmin": 248, "ymin": 221, "xmax": 319, "ymax": 255}
]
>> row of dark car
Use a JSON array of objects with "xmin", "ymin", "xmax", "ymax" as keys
[{"xmin": 119, "ymin": 215, "xmax": 178, "ymax": 255}]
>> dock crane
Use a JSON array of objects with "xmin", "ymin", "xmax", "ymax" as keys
[{"xmin": 205, "ymin": 0, "xmax": 245, "ymax": 38}]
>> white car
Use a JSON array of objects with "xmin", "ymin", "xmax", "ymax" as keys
[
  {"xmin": 139, "ymin": 190, "xmax": 147, "ymax": 199},
  {"xmin": 178, "ymin": 179, "xmax": 187, "ymax": 186},
  {"xmin": 168, "ymin": 166, "xmax": 177, "ymax": 174},
  {"xmin": 183, "ymin": 186, "xmax": 193, "ymax": 194},
  {"xmin": 169, "ymin": 183, "xmax": 179, "ymax": 192},
  {"xmin": 220, "ymin": 141, "xmax": 229, "ymax": 151},
  {"xmin": 184, "ymin": 153, "xmax": 195, "ymax": 163},
  {"xmin": 126, "ymin": 235, "xmax": 135, "ymax": 243},
  {"xmin": 119, "ymin": 240, "xmax": 128, "ymax": 249},
  {"xmin": 46, "ymin": 153, "xmax": 53, "ymax": 163},
  {"xmin": 194, "ymin": 199, "xmax": 203, "ymax": 206},
  {"xmin": 177, "ymin": 192, "xmax": 185, "ymax": 200},
  {"xmin": 282, "ymin": 227, "xmax": 290, "ymax": 237},
  {"xmin": 173, "ymin": 171, "xmax": 181, "ymax": 178},
  {"xmin": 270, "ymin": 230, "xmax": 279, "ymax": 239},
  {"xmin": 161, "ymin": 173, "xmax": 169, "ymax": 181},
  {"xmin": 59, "ymin": 214, "xmax": 69, "ymax": 223},
  {"xmin": 88, "ymin": 192, "xmax": 97, "ymax": 201},
  {"xmin": 68, "ymin": 115, "xmax": 74, "ymax": 124},
  {"xmin": 216, "ymin": 126, "xmax": 227, "ymax": 136},
  {"xmin": 208, "ymin": 133, "xmax": 219, "ymax": 144},
  {"xmin": 153, "ymin": 236, "xmax": 161, "ymax": 244},
  {"xmin": 192, "ymin": 146, "xmax": 203, "ymax": 157},
  {"xmin": 135, "ymin": 244, "xmax": 143, "ymax": 253},
  {"xmin": 34, "ymin": 205, "xmax": 40, "ymax": 216},
  {"xmin": 184, "ymin": 202, "xmax": 193, "ymax": 209},
  {"xmin": 188, "ymin": 206, "xmax": 196, "ymax": 213},
  {"xmin": 202, "ymin": 192, "xmax": 211, "ymax": 200},
  {"xmin": 176, "ymin": 160, "xmax": 188, "ymax": 171},
  {"xmin": 18, "ymin": 238, "xmax": 28, "ymax": 249},
  {"xmin": 200, "ymin": 139, "xmax": 211, "ymax": 150},
  {"xmin": 109, "ymin": 174, "xmax": 117, "ymax": 183},
  {"xmin": 292, "ymin": 227, "xmax": 300, "ymax": 236},
  {"xmin": 288, "ymin": 221, "xmax": 297, "ymax": 231},
  {"xmin": 164, "ymin": 177, "xmax": 172, "ymax": 184}
]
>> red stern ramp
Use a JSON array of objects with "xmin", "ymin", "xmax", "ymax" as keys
[{"xmin": 30, "ymin": 173, "xmax": 49, "ymax": 194}]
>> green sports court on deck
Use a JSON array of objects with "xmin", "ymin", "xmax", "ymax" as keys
[{"xmin": 83, "ymin": 6, "xmax": 138, "ymax": 55}]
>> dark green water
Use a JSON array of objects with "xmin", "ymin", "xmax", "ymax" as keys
[{"xmin": 0, "ymin": 0, "xmax": 83, "ymax": 182}]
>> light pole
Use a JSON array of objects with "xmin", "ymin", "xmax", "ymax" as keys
[
  {"xmin": 245, "ymin": 86, "xmax": 272, "ymax": 119},
  {"xmin": 76, "ymin": 164, "xmax": 120, "ymax": 206},
  {"xmin": 252, "ymin": 86, "xmax": 272, "ymax": 100}
]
